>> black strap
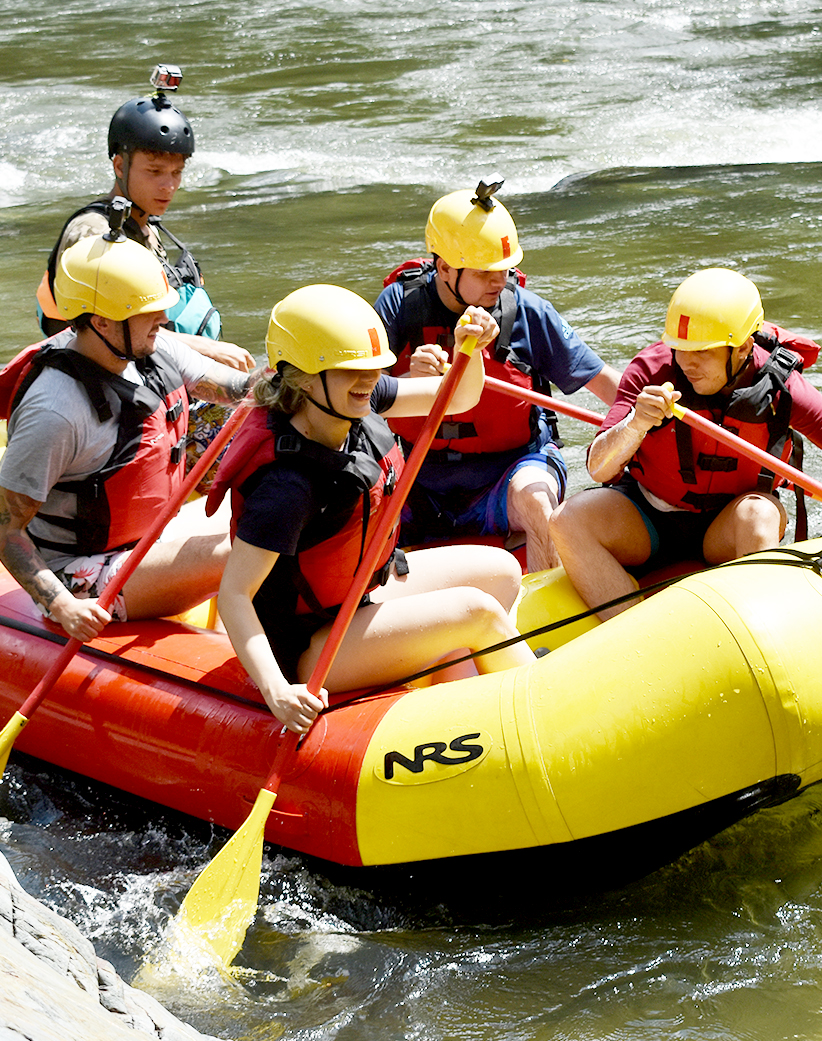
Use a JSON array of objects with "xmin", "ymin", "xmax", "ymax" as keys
[
  {"xmin": 147, "ymin": 216, "xmax": 203, "ymax": 288},
  {"xmin": 21, "ymin": 350, "xmax": 186, "ymax": 554},
  {"xmin": 695, "ymin": 451, "xmax": 737, "ymax": 473},
  {"xmin": 399, "ymin": 261, "xmax": 520, "ymax": 355},
  {"xmin": 790, "ymin": 431, "xmax": 808, "ymax": 541},
  {"xmin": 437, "ymin": 420, "xmax": 478, "ymax": 441},
  {"xmin": 195, "ymin": 306, "xmax": 218, "ymax": 337}
]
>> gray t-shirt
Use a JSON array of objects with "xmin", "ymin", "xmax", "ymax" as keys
[
  {"xmin": 1, "ymin": 330, "xmax": 208, "ymax": 566},
  {"xmin": 55, "ymin": 210, "xmax": 165, "ymax": 267}
]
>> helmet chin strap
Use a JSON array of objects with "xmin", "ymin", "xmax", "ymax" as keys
[
  {"xmin": 442, "ymin": 268, "xmax": 470, "ymax": 309},
  {"xmin": 721, "ymin": 347, "xmax": 752, "ymax": 392},
  {"xmin": 305, "ymin": 371, "xmax": 362, "ymax": 424},
  {"xmin": 90, "ymin": 316, "xmax": 137, "ymax": 363}
]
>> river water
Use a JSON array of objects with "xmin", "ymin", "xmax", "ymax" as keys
[{"xmin": 2, "ymin": 2, "xmax": 822, "ymax": 1038}]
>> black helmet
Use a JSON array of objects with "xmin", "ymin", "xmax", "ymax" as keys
[{"xmin": 107, "ymin": 93, "xmax": 195, "ymax": 158}]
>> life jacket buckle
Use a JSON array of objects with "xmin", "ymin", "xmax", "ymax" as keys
[
  {"xmin": 166, "ymin": 398, "xmax": 184, "ymax": 423},
  {"xmin": 276, "ymin": 433, "xmax": 302, "ymax": 455},
  {"xmin": 170, "ymin": 437, "xmax": 187, "ymax": 466}
]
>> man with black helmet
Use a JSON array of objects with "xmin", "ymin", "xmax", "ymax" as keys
[
  {"xmin": 375, "ymin": 179, "xmax": 620, "ymax": 572},
  {"xmin": 36, "ymin": 64, "xmax": 253, "ymax": 372}
]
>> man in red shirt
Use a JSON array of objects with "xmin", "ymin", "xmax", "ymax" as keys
[{"xmin": 550, "ymin": 267, "xmax": 822, "ymax": 619}]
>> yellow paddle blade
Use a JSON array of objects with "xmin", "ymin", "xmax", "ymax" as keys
[
  {"xmin": 174, "ymin": 786, "xmax": 277, "ymax": 967},
  {"xmin": 0, "ymin": 711, "xmax": 28, "ymax": 777}
]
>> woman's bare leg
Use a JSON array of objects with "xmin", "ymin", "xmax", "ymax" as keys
[
  {"xmin": 370, "ymin": 543, "xmax": 523, "ymax": 612},
  {"xmin": 299, "ymin": 586, "xmax": 534, "ymax": 691},
  {"xmin": 299, "ymin": 543, "xmax": 536, "ymax": 692}
]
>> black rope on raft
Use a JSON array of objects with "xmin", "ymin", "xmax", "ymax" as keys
[{"xmin": 326, "ymin": 543, "xmax": 822, "ymax": 707}]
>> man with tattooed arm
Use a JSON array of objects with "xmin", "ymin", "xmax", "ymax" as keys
[{"xmin": 0, "ymin": 234, "xmax": 252, "ymax": 642}]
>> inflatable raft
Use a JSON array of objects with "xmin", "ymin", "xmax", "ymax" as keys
[{"xmin": 2, "ymin": 540, "xmax": 822, "ymax": 879}]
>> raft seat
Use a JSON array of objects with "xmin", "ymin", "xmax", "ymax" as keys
[{"xmin": 169, "ymin": 595, "xmax": 221, "ymax": 630}]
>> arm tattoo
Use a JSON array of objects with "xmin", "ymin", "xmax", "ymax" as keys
[
  {"xmin": 0, "ymin": 489, "xmax": 65, "ymax": 610},
  {"xmin": 190, "ymin": 366, "xmax": 251, "ymax": 405},
  {"xmin": 2, "ymin": 532, "xmax": 66, "ymax": 609}
]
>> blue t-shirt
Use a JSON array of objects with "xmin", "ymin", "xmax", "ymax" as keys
[{"xmin": 374, "ymin": 271, "xmax": 603, "ymax": 395}]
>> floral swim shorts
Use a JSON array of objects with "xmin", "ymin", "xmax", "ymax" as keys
[{"xmin": 42, "ymin": 550, "xmax": 131, "ymax": 623}]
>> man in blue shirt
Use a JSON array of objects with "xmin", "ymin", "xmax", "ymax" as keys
[{"xmin": 375, "ymin": 179, "xmax": 620, "ymax": 571}]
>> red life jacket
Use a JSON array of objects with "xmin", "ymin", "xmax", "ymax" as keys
[
  {"xmin": 206, "ymin": 405, "xmax": 405, "ymax": 616},
  {"xmin": 6, "ymin": 340, "xmax": 189, "ymax": 554},
  {"xmin": 382, "ymin": 259, "xmax": 550, "ymax": 457},
  {"xmin": 0, "ymin": 339, "xmax": 52, "ymax": 420},
  {"xmin": 627, "ymin": 342, "xmax": 805, "ymax": 514}
]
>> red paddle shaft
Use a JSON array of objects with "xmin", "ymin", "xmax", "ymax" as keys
[{"xmin": 483, "ymin": 374, "xmax": 604, "ymax": 427}]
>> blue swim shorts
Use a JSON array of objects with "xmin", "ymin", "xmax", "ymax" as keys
[
  {"xmin": 402, "ymin": 440, "xmax": 567, "ymax": 540},
  {"xmin": 471, "ymin": 444, "xmax": 568, "ymax": 536}
]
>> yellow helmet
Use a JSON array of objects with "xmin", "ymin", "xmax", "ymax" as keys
[
  {"xmin": 425, "ymin": 187, "xmax": 524, "ymax": 270},
  {"xmin": 266, "ymin": 284, "xmax": 396, "ymax": 373},
  {"xmin": 54, "ymin": 236, "xmax": 179, "ymax": 322},
  {"xmin": 662, "ymin": 268, "xmax": 764, "ymax": 352}
]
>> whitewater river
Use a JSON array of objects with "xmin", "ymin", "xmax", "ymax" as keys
[{"xmin": 2, "ymin": 2, "xmax": 822, "ymax": 1038}]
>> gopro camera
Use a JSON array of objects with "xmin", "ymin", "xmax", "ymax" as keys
[
  {"xmin": 472, "ymin": 176, "xmax": 505, "ymax": 211},
  {"xmin": 150, "ymin": 63, "xmax": 183, "ymax": 92},
  {"xmin": 103, "ymin": 196, "xmax": 132, "ymax": 241}
]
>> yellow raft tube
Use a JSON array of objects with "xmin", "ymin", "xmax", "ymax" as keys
[{"xmin": 348, "ymin": 540, "xmax": 822, "ymax": 868}]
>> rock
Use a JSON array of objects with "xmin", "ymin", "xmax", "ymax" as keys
[{"xmin": 0, "ymin": 851, "xmax": 223, "ymax": 1041}]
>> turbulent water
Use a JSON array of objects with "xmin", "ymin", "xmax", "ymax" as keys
[{"xmin": 2, "ymin": 2, "xmax": 822, "ymax": 1038}]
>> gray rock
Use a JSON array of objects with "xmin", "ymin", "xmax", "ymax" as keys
[{"xmin": 0, "ymin": 851, "xmax": 223, "ymax": 1041}]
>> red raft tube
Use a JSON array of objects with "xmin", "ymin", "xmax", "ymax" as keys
[{"xmin": 2, "ymin": 541, "xmax": 822, "ymax": 874}]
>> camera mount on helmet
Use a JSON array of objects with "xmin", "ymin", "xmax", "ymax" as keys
[
  {"xmin": 108, "ymin": 63, "xmax": 194, "ymax": 159},
  {"xmin": 471, "ymin": 176, "xmax": 505, "ymax": 212},
  {"xmin": 149, "ymin": 63, "xmax": 183, "ymax": 94},
  {"xmin": 103, "ymin": 196, "xmax": 132, "ymax": 242}
]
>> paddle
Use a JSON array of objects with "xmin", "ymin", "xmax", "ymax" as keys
[
  {"xmin": 172, "ymin": 323, "xmax": 482, "ymax": 968},
  {"xmin": 662, "ymin": 382, "xmax": 822, "ymax": 501},
  {"xmin": 0, "ymin": 398, "xmax": 252, "ymax": 777},
  {"xmin": 483, "ymin": 373, "xmax": 604, "ymax": 427}
]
